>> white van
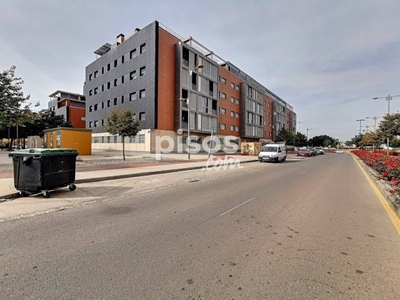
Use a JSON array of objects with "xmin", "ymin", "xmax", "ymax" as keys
[{"xmin": 258, "ymin": 143, "xmax": 287, "ymax": 163}]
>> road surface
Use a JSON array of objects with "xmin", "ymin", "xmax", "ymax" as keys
[{"xmin": 1, "ymin": 153, "xmax": 399, "ymax": 299}]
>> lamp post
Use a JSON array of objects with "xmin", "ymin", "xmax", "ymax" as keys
[
  {"xmin": 373, "ymin": 94, "xmax": 400, "ymax": 154},
  {"xmin": 293, "ymin": 121, "xmax": 301, "ymax": 148},
  {"xmin": 373, "ymin": 94, "xmax": 400, "ymax": 116},
  {"xmin": 356, "ymin": 119, "xmax": 364, "ymax": 135},
  {"xmin": 306, "ymin": 128, "xmax": 313, "ymax": 140},
  {"xmin": 365, "ymin": 116, "xmax": 381, "ymax": 132},
  {"xmin": 180, "ymin": 64, "xmax": 204, "ymax": 160}
]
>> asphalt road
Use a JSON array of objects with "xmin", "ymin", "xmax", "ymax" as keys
[{"xmin": 1, "ymin": 153, "xmax": 399, "ymax": 299}]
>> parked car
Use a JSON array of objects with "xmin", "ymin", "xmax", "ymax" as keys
[
  {"xmin": 297, "ymin": 148, "xmax": 312, "ymax": 157},
  {"xmin": 258, "ymin": 144, "xmax": 287, "ymax": 162},
  {"xmin": 314, "ymin": 147, "xmax": 325, "ymax": 155}
]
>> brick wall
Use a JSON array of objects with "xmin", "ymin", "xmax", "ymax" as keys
[
  {"xmin": 157, "ymin": 27, "xmax": 179, "ymax": 131},
  {"xmin": 218, "ymin": 67, "xmax": 242, "ymax": 137}
]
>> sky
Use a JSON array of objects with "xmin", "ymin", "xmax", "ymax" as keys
[{"xmin": 0, "ymin": 0, "xmax": 399, "ymax": 141}]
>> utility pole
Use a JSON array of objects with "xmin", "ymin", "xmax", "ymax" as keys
[
  {"xmin": 306, "ymin": 128, "xmax": 313, "ymax": 140},
  {"xmin": 356, "ymin": 119, "xmax": 364, "ymax": 135},
  {"xmin": 365, "ymin": 116, "xmax": 381, "ymax": 132},
  {"xmin": 373, "ymin": 94, "xmax": 400, "ymax": 115},
  {"xmin": 373, "ymin": 94, "xmax": 400, "ymax": 154}
]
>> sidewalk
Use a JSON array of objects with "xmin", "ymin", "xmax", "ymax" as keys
[{"xmin": 0, "ymin": 151, "xmax": 260, "ymax": 199}]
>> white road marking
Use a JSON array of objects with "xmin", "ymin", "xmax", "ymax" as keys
[
  {"xmin": 219, "ymin": 197, "xmax": 256, "ymax": 216},
  {"xmin": 299, "ymin": 171, "xmax": 307, "ymax": 175}
]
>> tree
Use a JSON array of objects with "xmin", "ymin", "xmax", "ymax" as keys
[
  {"xmin": 359, "ymin": 132, "xmax": 383, "ymax": 148},
  {"xmin": 0, "ymin": 66, "xmax": 32, "ymax": 149},
  {"xmin": 275, "ymin": 128, "xmax": 294, "ymax": 144},
  {"xmin": 378, "ymin": 113, "xmax": 400, "ymax": 140},
  {"xmin": 28, "ymin": 110, "xmax": 73, "ymax": 138},
  {"xmin": 294, "ymin": 132, "xmax": 307, "ymax": 147},
  {"xmin": 349, "ymin": 133, "xmax": 364, "ymax": 147},
  {"xmin": 309, "ymin": 135, "xmax": 337, "ymax": 147},
  {"xmin": 105, "ymin": 109, "xmax": 141, "ymax": 160}
]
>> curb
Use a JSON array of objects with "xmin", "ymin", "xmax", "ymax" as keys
[
  {"xmin": 353, "ymin": 155, "xmax": 400, "ymax": 219},
  {"xmin": 0, "ymin": 159, "xmax": 259, "ymax": 201}
]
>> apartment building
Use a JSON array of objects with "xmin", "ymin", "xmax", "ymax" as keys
[
  {"xmin": 48, "ymin": 90, "xmax": 86, "ymax": 128},
  {"xmin": 84, "ymin": 20, "xmax": 296, "ymax": 152}
]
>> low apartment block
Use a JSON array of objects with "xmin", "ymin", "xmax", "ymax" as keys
[
  {"xmin": 48, "ymin": 90, "xmax": 86, "ymax": 128},
  {"xmin": 84, "ymin": 21, "xmax": 296, "ymax": 152}
]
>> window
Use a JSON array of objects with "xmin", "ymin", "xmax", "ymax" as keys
[
  {"xmin": 220, "ymin": 76, "xmax": 226, "ymax": 84},
  {"xmin": 130, "ymin": 70, "xmax": 136, "ymax": 80},
  {"xmin": 89, "ymin": 121, "xmax": 92, "ymax": 128},
  {"xmin": 94, "ymin": 120, "xmax": 98, "ymax": 127},
  {"xmin": 89, "ymin": 74, "xmax": 92, "ymax": 81},
  {"xmin": 230, "ymin": 125, "xmax": 234, "ymax": 131},
  {"xmin": 220, "ymin": 108, "xmax": 226, "ymax": 115},
  {"xmin": 94, "ymin": 71, "xmax": 98, "ymax": 78},
  {"xmin": 121, "ymin": 95, "xmax": 124, "ymax": 104},
  {"xmin": 220, "ymin": 123, "xmax": 226, "ymax": 130},
  {"xmin": 230, "ymin": 111, "xmax": 234, "ymax": 117},
  {"xmin": 231, "ymin": 82, "xmax": 235, "ymax": 89},
  {"xmin": 235, "ymin": 99, "xmax": 239, "ymax": 104},
  {"xmin": 231, "ymin": 97, "xmax": 235, "ymax": 103},
  {"xmin": 89, "ymin": 90, "xmax": 93, "ymax": 96},
  {"xmin": 139, "ymin": 112, "xmax": 145, "ymax": 121},
  {"xmin": 140, "ymin": 66, "xmax": 146, "ymax": 76},
  {"xmin": 107, "ymin": 63, "xmax": 110, "ymax": 71},
  {"xmin": 114, "ymin": 136, "xmax": 117, "ymax": 143},
  {"xmin": 139, "ymin": 134, "xmax": 145, "ymax": 143},
  {"xmin": 107, "ymin": 82, "xmax": 110, "ymax": 89},
  {"xmin": 121, "ymin": 55, "xmax": 124, "ymax": 64},
  {"xmin": 121, "ymin": 75, "xmax": 124, "ymax": 84},
  {"xmin": 101, "ymin": 102, "xmax": 104, "ymax": 109},
  {"xmin": 235, "ymin": 84, "xmax": 240, "ymax": 91},
  {"xmin": 101, "ymin": 120, "xmax": 104, "ymax": 126},
  {"xmin": 107, "ymin": 100, "xmax": 111, "ymax": 107},
  {"xmin": 139, "ymin": 89, "xmax": 145, "ymax": 98},
  {"xmin": 107, "ymin": 136, "xmax": 111, "ymax": 143},
  {"xmin": 101, "ymin": 85, "xmax": 104, "ymax": 92},
  {"xmin": 235, "ymin": 126, "xmax": 239, "ymax": 132},
  {"xmin": 114, "ymin": 98, "xmax": 117, "ymax": 106},
  {"xmin": 94, "ymin": 87, "xmax": 98, "ymax": 95},
  {"xmin": 140, "ymin": 43, "xmax": 146, "ymax": 54},
  {"xmin": 89, "ymin": 106, "xmax": 93, "ymax": 112},
  {"xmin": 114, "ymin": 59, "xmax": 117, "ymax": 68},
  {"xmin": 220, "ymin": 92, "xmax": 226, "ymax": 99},
  {"xmin": 102, "ymin": 67, "xmax": 104, "ymax": 74},
  {"xmin": 130, "ymin": 92, "xmax": 136, "ymax": 101},
  {"xmin": 235, "ymin": 112, "xmax": 239, "ymax": 118},
  {"xmin": 130, "ymin": 49, "xmax": 137, "ymax": 59},
  {"xmin": 94, "ymin": 104, "xmax": 98, "ymax": 111},
  {"xmin": 114, "ymin": 79, "xmax": 118, "ymax": 87}
]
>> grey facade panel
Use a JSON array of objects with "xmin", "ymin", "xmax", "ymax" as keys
[{"xmin": 84, "ymin": 22, "xmax": 157, "ymax": 133}]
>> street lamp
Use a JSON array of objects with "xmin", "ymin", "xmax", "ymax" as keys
[
  {"xmin": 373, "ymin": 94, "xmax": 400, "ymax": 154},
  {"xmin": 365, "ymin": 116, "xmax": 382, "ymax": 132},
  {"xmin": 293, "ymin": 121, "xmax": 301, "ymax": 147},
  {"xmin": 180, "ymin": 64, "xmax": 204, "ymax": 160},
  {"xmin": 356, "ymin": 119, "xmax": 365, "ymax": 134},
  {"xmin": 373, "ymin": 94, "xmax": 400, "ymax": 116},
  {"xmin": 306, "ymin": 128, "xmax": 313, "ymax": 140}
]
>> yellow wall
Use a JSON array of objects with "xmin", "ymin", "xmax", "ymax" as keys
[{"xmin": 44, "ymin": 128, "xmax": 92, "ymax": 155}]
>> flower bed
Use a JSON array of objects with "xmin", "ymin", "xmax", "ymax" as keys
[{"xmin": 353, "ymin": 150, "xmax": 400, "ymax": 197}]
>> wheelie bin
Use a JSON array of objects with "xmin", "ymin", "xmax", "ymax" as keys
[{"xmin": 9, "ymin": 148, "xmax": 78, "ymax": 198}]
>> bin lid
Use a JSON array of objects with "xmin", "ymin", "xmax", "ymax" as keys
[{"xmin": 9, "ymin": 148, "xmax": 78, "ymax": 156}]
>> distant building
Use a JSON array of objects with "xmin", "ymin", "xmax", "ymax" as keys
[{"xmin": 48, "ymin": 90, "xmax": 86, "ymax": 128}]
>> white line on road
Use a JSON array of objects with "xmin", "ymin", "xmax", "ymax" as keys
[
  {"xmin": 299, "ymin": 171, "xmax": 307, "ymax": 175},
  {"xmin": 219, "ymin": 197, "xmax": 256, "ymax": 216}
]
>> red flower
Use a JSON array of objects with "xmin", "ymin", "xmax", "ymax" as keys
[
  {"xmin": 389, "ymin": 190, "xmax": 395, "ymax": 194},
  {"xmin": 383, "ymin": 171, "xmax": 388, "ymax": 176}
]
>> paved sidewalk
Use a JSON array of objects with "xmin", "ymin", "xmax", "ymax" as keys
[{"xmin": 0, "ymin": 151, "xmax": 260, "ymax": 199}]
